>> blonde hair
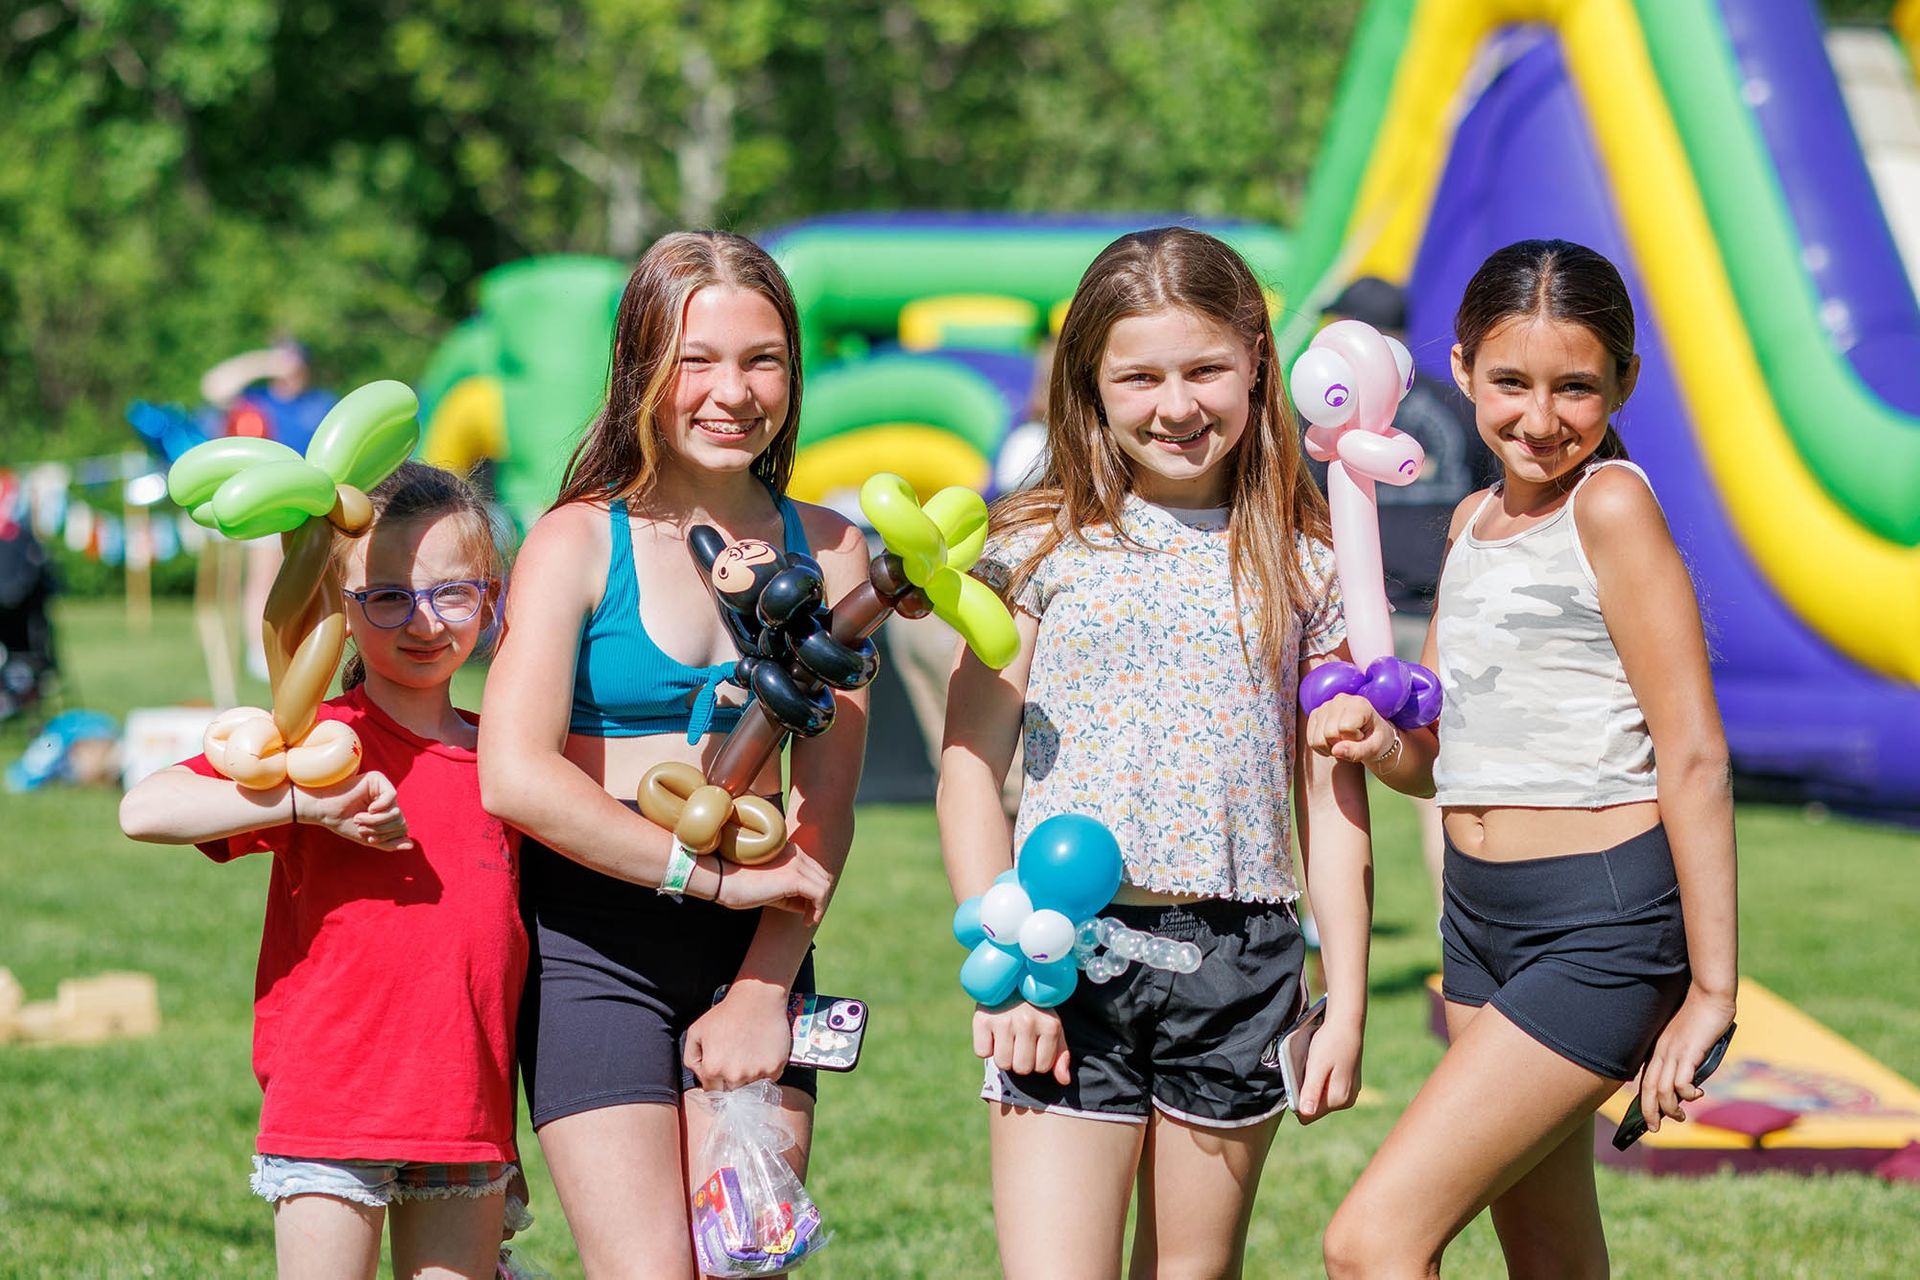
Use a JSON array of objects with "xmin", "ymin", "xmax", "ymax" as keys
[{"xmin": 992, "ymin": 227, "xmax": 1331, "ymax": 678}]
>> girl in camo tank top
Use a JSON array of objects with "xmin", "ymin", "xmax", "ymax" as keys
[{"xmin": 1306, "ymin": 240, "xmax": 1738, "ymax": 1277}]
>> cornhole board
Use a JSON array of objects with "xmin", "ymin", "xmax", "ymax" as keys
[{"xmin": 1425, "ymin": 975, "xmax": 1920, "ymax": 1176}]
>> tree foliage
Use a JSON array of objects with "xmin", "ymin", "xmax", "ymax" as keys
[{"xmin": 0, "ymin": 0, "xmax": 1896, "ymax": 459}]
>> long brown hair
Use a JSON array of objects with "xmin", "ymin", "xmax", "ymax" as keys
[
  {"xmin": 553, "ymin": 231, "xmax": 803, "ymax": 508},
  {"xmin": 334, "ymin": 461, "xmax": 507, "ymax": 690},
  {"xmin": 1454, "ymin": 239, "xmax": 1635, "ymax": 463},
  {"xmin": 992, "ymin": 227, "xmax": 1331, "ymax": 679}
]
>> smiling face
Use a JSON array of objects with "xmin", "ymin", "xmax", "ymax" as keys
[
  {"xmin": 341, "ymin": 513, "xmax": 495, "ymax": 693},
  {"xmin": 660, "ymin": 284, "xmax": 792, "ymax": 477},
  {"xmin": 1096, "ymin": 306, "xmax": 1257, "ymax": 507},
  {"xmin": 1452, "ymin": 314, "xmax": 1638, "ymax": 493}
]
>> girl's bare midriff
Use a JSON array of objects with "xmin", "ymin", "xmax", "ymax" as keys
[
  {"xmin": 563, "ymin": 717, "xmax": 783, "ymax": 802},
  {"xmin": 1443, "ymin": 800, "xmax": 1660, "ymax": 862}
]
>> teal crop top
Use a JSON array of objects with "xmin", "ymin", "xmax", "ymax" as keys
[{"xmin": 569, "ymin": 494, "xmax": 811, "ymax": 742}]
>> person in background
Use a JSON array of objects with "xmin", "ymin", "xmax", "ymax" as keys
[{"xmin": 201, "ymin": 338, "xmax": 342, "ymax": 680}]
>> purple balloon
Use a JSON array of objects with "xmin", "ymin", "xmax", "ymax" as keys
[
  {"xmin": 1360, "ymin": 656, "xmax": 1413, "ymax": 721},
  {"xmin": 1299, "ymin": 660, "xmax": 1365, "ymax": 714},
  {"xmin": 1389, "ymin": 664, "xmax": 1443, "ymax": 729}
]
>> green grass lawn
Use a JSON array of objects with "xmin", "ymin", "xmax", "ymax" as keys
[{"xmin": 3, "ymin": 600, "xmax": 1917, "ymax": 1277}]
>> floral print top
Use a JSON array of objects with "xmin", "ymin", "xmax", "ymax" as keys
[{"xmin": 976, "ymin": 495, "xmax": 1345, "ymax": 904}]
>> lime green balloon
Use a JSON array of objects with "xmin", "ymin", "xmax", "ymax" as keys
[
  {"xmin": 857, "ymin": 470, "xmax": 1017, "ymax": 667},
  {"xmin": 209, "ymin": 461, "xmax": 338, "ymax": 540},
  {"xmin": 168, "ymin": 437, "xmax": 304, "ymax": 510},
  {"xmin": 922, "ymin": 486, "xmax": 989, "ymax": 572},
  {"xmin": 925, "ymin": 567, "xmax": 1020, "ymax": 669},
  {"xmin": 860, "ymin": 472, "xmax": 947, "ymax": 582},
  {"xmin": 306, "ymin": 379, "xmax": 421, "ymax": 492}
]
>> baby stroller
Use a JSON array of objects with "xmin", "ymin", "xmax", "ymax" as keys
[{"xmin": 0, "ymin": 515, "xmax": 58, "ymax": 723}]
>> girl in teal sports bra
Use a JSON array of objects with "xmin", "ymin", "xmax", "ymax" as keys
[
  {"xmin": 479, "ymin": 231, "xmax": 868, "ymax": 1278},
  {"xmin": 568, "ymin": 487, "xmax": 811, "ymax": 743}
]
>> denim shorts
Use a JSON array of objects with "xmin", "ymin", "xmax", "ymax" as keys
[
  {"xmin": 250, "ymin": 1155, "xmax": 516, "ymax": 1208},
  {"xmin": 1440, "ymin": 824, "xmax": 1691, "ymax": 1081},
  {"xmin": 982, "ymin": 899, "xmax": 1306, "ymax": 1129}
]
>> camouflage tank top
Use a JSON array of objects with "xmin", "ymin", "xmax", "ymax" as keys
[{"xmin": 1431, "ymin": 460, "xmax": 1659, "ymax": 808}]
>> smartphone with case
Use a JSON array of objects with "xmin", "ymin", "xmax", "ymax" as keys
[
  {"xmin": 713, "ymin": 986, "xmax": 867, "ymax": 1072},
  {"xmin": 1260, "ymin": 994, "xmax": 1328, "ymax": 1117},
  {"xmin": 1612, "ymin": 1021, "xmax": 1735, "ymax": 1150}
]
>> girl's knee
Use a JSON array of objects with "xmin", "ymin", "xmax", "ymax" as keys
[
  {"xmin": 1321, "ymin": 1199, "xmax": 1374, "ymax": 1277},
  {"xmin": 1323, "ymin": 1198, "xmax": 1437, "ymax": 1279}
]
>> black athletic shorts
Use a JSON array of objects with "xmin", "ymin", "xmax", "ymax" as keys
[
  {"xmin": 983, "ymin": 899, "xmax": 1305, "ymax": 1128},
  {"xmin": 518, "ymin": 805, "xmax": 817, "ymax": 1130},
  {"xmin": 1440, "ymin": 824, "xmax": 1690, "ymax": 1082}
]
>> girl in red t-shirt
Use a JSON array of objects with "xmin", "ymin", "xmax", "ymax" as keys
[{"xmin": 121, "ymin": 462, "xmax": 524, "ymax": 1280}]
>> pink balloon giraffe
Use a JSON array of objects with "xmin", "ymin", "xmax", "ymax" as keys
[{"xmin": 1289, "ymin": 319, "xmax": 1442, "ymax": 729}]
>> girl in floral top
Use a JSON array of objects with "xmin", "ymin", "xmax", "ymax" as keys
[{"xmin": 940, "ymin": 227, "xmax": 1376, "ymax": 1278}]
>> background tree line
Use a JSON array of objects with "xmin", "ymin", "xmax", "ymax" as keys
[{"xmin": 0, "ymin": 0, "xmax": 1897, "ymax": 462}]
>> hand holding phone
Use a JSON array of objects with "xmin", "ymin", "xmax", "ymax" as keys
[
  {"xmin": 713, "ymin": 986, "xmax": 868, "ymax": 1072},
  {"xmin": 1613, "ymin": 1021, "xmax": 1735, "ymax": 1150},
  {"xmin": 1261, "ymin": 995, "xmax": 1328, "ymax": 1120}
]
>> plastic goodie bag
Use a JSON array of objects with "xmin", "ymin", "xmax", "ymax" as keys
[{"xmin": 690, "ymin": 1081, "xmax": 831, "ymax": 1275}]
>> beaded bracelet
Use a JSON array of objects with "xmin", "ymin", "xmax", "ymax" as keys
[{"xmin": 1369, "ymin": 731, "xmax": 1405, "ymax": 774}]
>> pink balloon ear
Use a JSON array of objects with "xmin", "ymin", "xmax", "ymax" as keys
[
  {"xmin": 1303, "ymin": 424, "xmax": 1341, "ymax": 463},
  {"xmin": 1384, "ymin": 336, "xmax": 1415, "ymax": 401},
  {"xmin": 1314, "ymin": 319, "xmax": 1402, "ymax": 434},
  {"xmin": 1289, "ymin": 346, "xmax": 1358, "ymax": 429}
]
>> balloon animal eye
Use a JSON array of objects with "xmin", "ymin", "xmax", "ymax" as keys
[{"xmin": 1324, "ymin": 384, "xmax": 1350, "ymax": 408}]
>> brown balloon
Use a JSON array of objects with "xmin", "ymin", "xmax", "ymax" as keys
[
  {"xmin": 636, "ymin": 759, "xmax": 785, "ymax": 865},
  {"xmin": 286, "ymin": 719, "xmax": 362, "ymax": 787},
  {"xmin": 274, "ymin": 610, "xmax": 346, "ymax": 744},
  {"xmin": 263, "ymin": 519, "xmax": 335, "ymax": 691},
  {"xmin": 638, "ymin": 761, "xmax": 708, "ymax": 831},
  {"xmin": 718, "ymin": 795, "xmax": 785, "ymax": 865},
  {"xmin": 676, "ymin": 785, "xmax": 737, "ymax": 855},
  {"xmin": 204, "ymin": 482, "xmax": 375, "ymax": 792},
  {"xmin": 707, "ymin": 706, "xmax": 786, "ymax": 797},
  {"xmin": 329, "ymin": 484, "xmax": 373, "ymax": 535}
]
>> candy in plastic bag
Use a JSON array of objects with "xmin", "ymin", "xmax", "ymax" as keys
[{"xmin": 690, "ymin": 1080, "xmax": 831, "ymax": 1275}]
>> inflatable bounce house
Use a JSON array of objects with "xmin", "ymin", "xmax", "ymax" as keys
[
  {"xmin": 1281, "ymin": 0, "xmax": 1920, "ymax": 818},
  {"xmin": 415, "ymin": 255, "xmax": 630, "ymax": 528}
]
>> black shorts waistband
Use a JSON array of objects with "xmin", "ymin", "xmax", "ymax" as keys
[
  {"xmin": 1099, "ymin": 897, "xmax": 1294, "ymax": 942},
  {"xmin": 1443, "ymin": 824, "xmax": 1676, "ymax": 924}
]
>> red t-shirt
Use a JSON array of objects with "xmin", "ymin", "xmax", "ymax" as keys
[{"xmin": 184, "ymin": 687, "xmax": 525, "ymax": 1162}]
